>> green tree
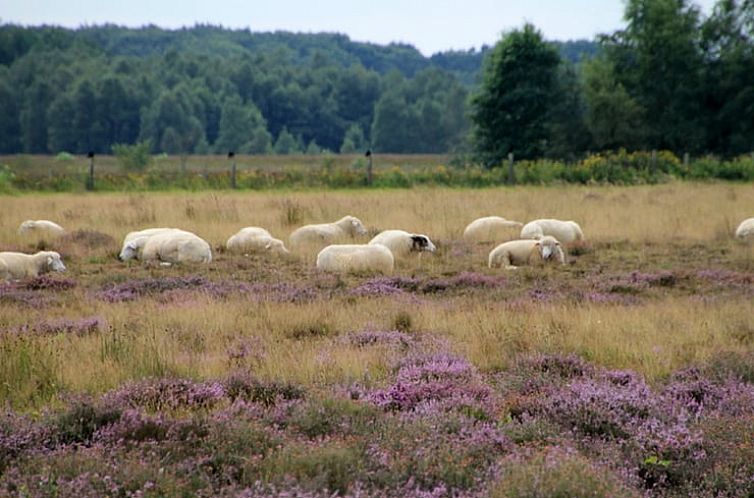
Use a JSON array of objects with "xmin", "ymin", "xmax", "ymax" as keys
[
  {"xmin": 470, "ymin": 24, "xmax": 561, "ymax": 165},
  {"xmin": 701, "ymin": 0, "xmax": 754, "ymax": 155},
  {"xmin": 545, "ymin": 62, "xmax": 591, "ymax": 159},
  {"xmin": 214, "ymin": 95, "xmax": 270, "ymax": 153},
  {"xmin": 604, "ymin": 0, "xmax": 705, "ymax": 152},
  {"xmin": 0, "ymin": 79, "xmax": 20, "ymax": 153},
  {"xmin": 20, "ymin": 80, "xmax": 53, "ymax": 153},
  {"xmin": 340, "ymin": 123, "xmax": 366, "ymax": 153},
  {"xmin": 274, "ymin": 127, "xmax": 302, "ymax": 155},
  {"xmin": 582, "ymin": 56, "xmax": 645, "ymax": 150}
]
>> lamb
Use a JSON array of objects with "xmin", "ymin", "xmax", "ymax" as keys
[
  {"xmin": 463, "ymin": 216, "xmax": 524, "ymax": 243},
  {"xmin": 520, "ymin": 219, "xmax": 584, "ymax": 243},
  {"xmin": 140, "ymin": 231, "xmax": 212, "ymax": 265},
  {"xmin": 488, "ymin": 236, "xmax": 566, "ymax": 270},
  {"xmin": 226, "ymin": 227, "xmax": 291, "ymax": 257},
  {"xmin": 118, "ymin": 228, "xmax": 186, "ymax": 261},
  {"xmin": 0, "ymin": 251, "xmax": 66, "ymax": 280},
  {"xmin": 289, "ymin": 215, "xmax": 368, "ymax": 251},
  {"xmin": 735, "ymin": 217, "xmax": 754, "ymax": 241},
  {"xmin": 316, "ymin": 244, "xmax": 394, "ymax": 274},
  {"xmin": 368, "ymin": 229, "xmax": 436, "ymax": 258},
  {"xmin": 18, "ymin": 220, "xmax": 65, "ymax": 239}
]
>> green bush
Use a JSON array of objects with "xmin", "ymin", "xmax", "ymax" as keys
[
  {"xmin": 113, "ymin": 141, "xmax": 153, "ymax": 172},
  {"xmin": 490, "ymin": 448, "xmax": 639, "ymax": 498}
]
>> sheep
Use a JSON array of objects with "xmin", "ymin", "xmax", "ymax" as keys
[
  {"xmin": 368, "ymin": 229, "xmax": 436, "ymax": 258},
  {"xmin": 118, "ymin": 228, "xmax": 187, "ymax": 261},
  {"xmin": 289, "ymin": 215, "xmax": 368, "ymax": 251},
  {"xmin": 226, "ymin": 227, "xmax": 291, "ymax": 257},
  {"xmin": 0, "ymin": 251, "xmax": 66, "ymax": 280},
  {"xmin": 735, "ymin": 217, "xmax": 754, "ymax": 241},
  {"xmin": 18, "ymin": 220, "xmax": 65, "ymax": 239},
  {"xmin": 488, "ymin": 236, "xmax": 566, "ymax": 270},
  {"xmin": 463, "ymin": 216, "xmax": 524, "ymax": 243},
  {"xmin": 316, "ymin": 244, "xmax": 394, "ymax": 274},
  {"xmin": 140, "ymin": 231, "xmax": 212, "ymax": 265},
  {"xmin": 520, "ymin": 219, "xmax": 584, "ymax": 243}
]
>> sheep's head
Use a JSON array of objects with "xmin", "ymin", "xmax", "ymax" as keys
[
  {"xmin": 44, "ymin": 252, "xmax": 66, "ymax": 272},
  {"xmin": 411, "ymin": 234, "xmax": 437, "ymax": 253},
  {"xmin": 18, "ymin": 220, "xmax": 36, "ymax": 234},
  {"xmin": 118, "ymin": 237, "xmax": 145, "ymax": 261},
  {"xmin": 340, "ymin": 216, "xmax": 368, "ymax": 236},
  {"xmin": 536, "ymin": 236, "xmax": 561, "ymax": 260},
  {"xmin": 265, "ymin": 238, "xmax": 291, "ymax": 256}
]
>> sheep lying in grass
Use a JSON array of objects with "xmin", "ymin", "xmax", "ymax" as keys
[
  {"xmin": 289, "ymin": 215, "xmax": 368, "ymax": 251},
  {"xmin": 488, "ymin": 236, "xmax": 566, "ymax": 270},
  {"xmin": 0, "ymin": 251, "xmax": 66, "ymax": 280},
  {"xmin": 369, "ymin": 229, "xmax": 436, "ymax": 258},
  {"xmin": 316, "ymin": 244, "xmax": 394, "ymax": 274},
  {"xmin": 140, "ymin": 231, "xmax": 212, "ymax": 265},
  {"xmin": 463, "ymin": 216, "xmax": 524, "ymax": 243},
  {"xmin": 521, "ymin": 219, "xmax": 584, "ymax": 243},
  {"xmin": 735, "ymin": 217, "xmax": 754, "ymax": 241},
  {"xmin": 226, "ymin": 227, "xmax": 290, "ymax": 257},
  {"xmin": 119, "ymin": 228, "xmax": 186, "ymax": 261},
  {"xmin": 18, "ymin": 220, "xmax": 65, "ymax": 239}
]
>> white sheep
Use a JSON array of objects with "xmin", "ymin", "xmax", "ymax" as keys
[
  {"xmin": 289, "ymin": 215, "xmax": 368, "ymax": 251},
  {"xmin": 488, "ymin": 236, "xmax": 566, "ymax": 270},
  {"xmin": 368, "ymin": 229, "xmax": 436, "ymax": 258},
  {"xmin": 226, "ymin": 227, "xmax": 290, "ymax": 257},
  {"xmin": 316, "ymin": 244, "xmax": 394, "ymax": 274},
  {"xmin": 735, "ymin": 217, "xmax": 754, "ymax": 241},
  {"xmin": 463, "ymin": 216, "xmax": 524, "ymax": 243},
  {"xmin": 140, "ymin": 231, "xmax": 212, "ymax": 265},
  {"xmin": 118, "ymin": 228, "xmax": 187, "ymax": 261},
  {"xmin": 0, "ymin": 251, "xmax": 66, "ymax": 280},
  {"xmin": 520, "ymin": 219, "xmax": 584, "ymax": 243},
  {"xmin": 18, "ymin": 220, "xmax": 65, "ymax": 239}
]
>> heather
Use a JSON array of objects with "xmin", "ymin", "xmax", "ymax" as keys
[{"xmin": 2, "ymin": 351, "xmax": 754, "ymax": 497}]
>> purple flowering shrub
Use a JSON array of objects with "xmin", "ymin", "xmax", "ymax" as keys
[
  {"xmin": 366, "ymin": 353, "xmax": 497, "ymax": 419},
  {"xmin": 6, "ymin": 316, "xmax": 105, "ymax": 337},
  {"xmin": 103, "ymin": 377, "xmax": 226, "ymax": 411},
  {"xmin": 342, "ymin": 330, "xmax": 415, "ymax": 349}
]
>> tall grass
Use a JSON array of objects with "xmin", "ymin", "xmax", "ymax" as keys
[{"xmin": 1, "ymin": 184, "xmax": 753, "ymax": 410}]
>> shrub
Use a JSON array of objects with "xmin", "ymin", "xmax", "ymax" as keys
[
  {"xmin": 51, "ymin": 400, "xmax": 121, "ymax": 445},
  {"xmin": 490, "ymin": 447, "xmax": 639, "ymax": 498},
  {"xmin": 112, "ymin": 141, "xmax": 153, "ymax": 172}
]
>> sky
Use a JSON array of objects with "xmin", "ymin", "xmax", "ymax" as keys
[{"xmin": 0, "ymin": 0, "xmax": 719, "ymax": 55}]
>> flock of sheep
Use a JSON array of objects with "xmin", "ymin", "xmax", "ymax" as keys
[{"xmin": 2, "ymin": 215, "xmax": 754, "ymax": 281}]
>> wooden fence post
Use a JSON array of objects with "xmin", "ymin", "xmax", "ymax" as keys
[
  {"xmin": 86, "ymin": 151, "xmax": 95, "ymax": 191},
  {"xmin": 365, "ymin": 149, "xmax": 373, "ymax": 186},
  {"xmin": 683, "ymin": 152, "xmax": 689, "ymax": 169},
  {"xmin": 507, "ymin": 152, "xmax": 515, "ymax": 185},
  {"xmin": 228, "ymin": 151, "xmax": 236, "ymax": 189}
]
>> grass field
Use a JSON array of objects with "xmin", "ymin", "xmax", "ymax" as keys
[{"xmin": 1, "ymin": 183, "xmax": 753, "ymax": 497}]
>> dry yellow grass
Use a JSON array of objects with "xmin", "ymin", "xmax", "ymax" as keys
[
  {"xmin": 1, "ymin": 183, "xmax": 753, "ymax": 410},
  {"xmin": 1, "ymin": 183, "xmax": 752, "ymax": 246}
]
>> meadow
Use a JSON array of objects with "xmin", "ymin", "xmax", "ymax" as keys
[{"xmin": 1, "ymin": 183, "xmax": 753, "ymax": 497}]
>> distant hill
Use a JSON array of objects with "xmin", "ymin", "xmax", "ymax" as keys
[{"xmin": 0, "ymin": 24, "xmax": 598, "ymax": 85}]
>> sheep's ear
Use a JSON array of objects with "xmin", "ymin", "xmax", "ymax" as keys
[
  {"xmin": 47, "ymin": 256, "xmax": 53, "ymax": 265},
  {"xmin": 351, "ymin": 220, "xmax": 358, "ymax": 227},
  {"xmin": 264, "ymin": 242, "xmax": 272, "ymax": 250}
]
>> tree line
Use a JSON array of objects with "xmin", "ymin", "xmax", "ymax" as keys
[{"xmin": 0, "ymin": 0, "xmax": 752, "ymax": 162}]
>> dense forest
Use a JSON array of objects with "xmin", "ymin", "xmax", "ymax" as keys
[{"xmin": 0, "ymin": 0, "xmax": 752, "ymax": 161}]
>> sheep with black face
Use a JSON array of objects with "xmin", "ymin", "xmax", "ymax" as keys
[{"xmin": 368, "ymin": 229, "xmax": 436, "ymax": 259}]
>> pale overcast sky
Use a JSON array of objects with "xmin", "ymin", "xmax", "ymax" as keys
[{"xmin": 0, "ymin": 0, "xmax": 719, "ymax": 55}]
